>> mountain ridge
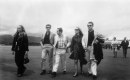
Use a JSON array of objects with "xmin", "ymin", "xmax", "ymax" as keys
[{"xmin": 0, "ymin": 34, "xmax": 41, "ymax": 46}]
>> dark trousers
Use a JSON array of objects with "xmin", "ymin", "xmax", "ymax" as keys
[
  {"xmin": 15, "ymin": 51, "xmax": 26, "ymax": 74},
  {"xmin": 97, "ymin": 59, "xmax": 101, "ymax": 65},
  {"xmin": 123, "ymin": 48, "xmax": 127, "ymax": 58}
]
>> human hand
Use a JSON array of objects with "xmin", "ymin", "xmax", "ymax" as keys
[
  {"xmin": 95, "ymin": 40, "xmax": 99, "ymax": 43},
  {"xmin": 25, "ymin": 51, "xmax": 28, "ymax": 58},
  {"xmin": 12, "ymin": 51, "xmax": 15, "ymax": 55}
]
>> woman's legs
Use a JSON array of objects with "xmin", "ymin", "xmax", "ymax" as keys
[
  {"xmin": 15, "ymin": 51, "xmax": 25, "ymax": 75},
  {"xmin": 73, "ymin": 60, "xmax": 78, "ymax": 77},
  {"xmin": 80, "ymin": 61, "xmax": 83, "ymax": 74}
]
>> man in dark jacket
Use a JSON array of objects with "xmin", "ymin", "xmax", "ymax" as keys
[{"xmin": 120, "ymin": 37, "xmax": 129, "ymax": 58}]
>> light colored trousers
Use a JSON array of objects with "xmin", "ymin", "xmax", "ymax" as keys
[
  {"xmin": 87, "ymin": 46, "xmax": 97, "ymax": 76},
  {"xmin": 41, "ymin": 47, "xmax": 53, "ymax": 71},
  {"xmin": 52, "ymin": 49, "xmax": 66, "ymax": 72}
]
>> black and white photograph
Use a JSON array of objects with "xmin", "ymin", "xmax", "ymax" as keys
[{"xmin": 0, "ymin": 0, "xmax": 130, "ymax": 80}]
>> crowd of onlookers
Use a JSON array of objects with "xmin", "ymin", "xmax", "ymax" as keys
[{"xmin": 103, "ymin": 37, "xmax": 129, "ymax": 58}]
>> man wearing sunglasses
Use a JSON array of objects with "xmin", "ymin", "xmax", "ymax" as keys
[
  {"xmin": 87, "ymin": 22, "xmax": 96, "ymax": 78},
  {"xmin": 40, "ymin": 24, "xmax": 55, "ymax": 75}
]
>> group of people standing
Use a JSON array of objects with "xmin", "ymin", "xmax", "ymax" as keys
[
  {"xmin": 11, "ymin": 22, "xmax": 104, "ymax": 79},
  {"xmin": 111, "ymin": 37, "xmax": 129, "ymax": 58}
]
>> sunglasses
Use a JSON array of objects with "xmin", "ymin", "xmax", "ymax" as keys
[
  {"xmin": 46, "ymin": 27, "xmax": 51, "ymax": 28},
  {"xmin": 87, "ymin": 25, "xmax": 92, "ymax": 27}
]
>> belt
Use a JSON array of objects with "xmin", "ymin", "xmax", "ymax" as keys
[{"xmin": 57, "ymin": 48, "xmax": 66, "ymax": 49}]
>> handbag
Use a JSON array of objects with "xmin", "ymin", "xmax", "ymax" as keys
[{"xmin": 24, "ymin": 54, "xmax": 29, "ymax": 64}]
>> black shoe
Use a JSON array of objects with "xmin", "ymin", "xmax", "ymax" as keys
[
  {"xmin": 73, "ymin": 73, "xmax": 78, "ymax": 77},
  {"xmin": 93, "ymin": 75, "xmax": 97, "ymax": 79},
  {"xmin": 88, "ymin": 73, "xmax": 92, "ymax": 76},
  {"xmin": 63, "ymin": 71, "xmax": 66, "ymax": 74},
  {"xmin": 48, "ymin": 70, "xmax": 52, "ymax": 74},
  {"xmin": 80, "ymin": 71, "xmax": 84, "ymax": 75},
  {"xmin": 40, "ymin": 70, "xmax": 46, "ymax": 75},
  {"xmin": 22, "ymin": 67, "xmax": 26, "ymax": 74},
  {"xmin": 51, "ymin": 72, "xmax": 56, "ymax": 78},
  {"xmin": 17, "ymin": 74, "xmax": 23, "ymax": 77}
]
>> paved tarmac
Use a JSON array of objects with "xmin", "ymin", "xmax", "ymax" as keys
[{"xmin": 0, "ymin": 46, "xmax": 130, "ymax": 80}]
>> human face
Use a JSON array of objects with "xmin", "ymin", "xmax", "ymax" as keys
[
  {"xmin": 46, "ymin": 26, "xmax": 51, "ymax": 32},
  {"xmin": 124, "ymin": 37, "xmax": 126, "ymax": 40},
  {"xmin": 17, "ymin": 26, "xmax": 22, "ymax": 33},
  {"xmin": 114, "ymin": 37, "xmax": 116, "ymax": 41},
  {"xmin": 75, "ymin": 29, "xmax": 79, "ymax": 35},
  {"xmin": 57, "ymin": 29, "xmax": 62, "ymax": 36},
  {"xmin": 87, "ymin": 23, "xmax": 93, "ymax": 31}
]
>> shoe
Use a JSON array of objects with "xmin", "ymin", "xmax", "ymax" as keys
[
  {"xmin": 80, "ymin": 71, "xmax": 84, "ymax": 75},
  {"xmin": 51, "ymin": 72, "xmax": 56, "ymax": 78},
  {"xmin": 93, "ymin": 75, "xmax": 97, "ymax": 79},
  {"xmin": 22, "ymin": 67, "xmax": 27, "ymax": 74},
  {"xmin": 73, "ymin": 73, "xmax": 78, "ymax": 77},
  {"xmin": 88, "ymin": 73, "xmax": 92, "ymax": 76},
  {"xmin": 63, "ymin": 71, "xmax": 66, "ymax": 74},
  {"xmin": 48, "ymin": 70, "xmax": 52, "ymax": 74},
  {"xmin": 40, "ymin": 70, "xmax": 46, "ymax": 75},
  {"xmin": 17, "ymin": 74, "xmax": 23, "ymax": 77}
]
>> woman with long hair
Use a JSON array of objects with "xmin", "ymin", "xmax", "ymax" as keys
[
  {"xmin": 69, "ymin": 27, "xmax": 87, "ymax": 77},
  {"xmin": 12, "ymin": 25, "xmax": 29, "ymax": 77}
]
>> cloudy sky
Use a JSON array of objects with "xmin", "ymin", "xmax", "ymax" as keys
[{"xmin": 0, "ymin": 0, "xmax": 130, "ymax": 38}]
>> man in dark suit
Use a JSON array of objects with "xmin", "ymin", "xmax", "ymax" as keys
[{"xmin": 120, "ymin": 37, "xmax": 129, "ymax": 58}]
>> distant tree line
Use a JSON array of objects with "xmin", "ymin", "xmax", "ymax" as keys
[{"xmin": 0, "ymin": 35, "xmax": 41, "ymax": 46}]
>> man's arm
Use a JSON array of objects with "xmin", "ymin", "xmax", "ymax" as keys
[
  {"xmin": 40, "ymin": 41, "xmax": 44, "ymax": 49},
  {"xmin": 40, "ymin": 34, "xmax": 44, "ymax": 49},
  {"xmin": 127, "ymin": 41, "xmax": 129, "ymax": 47},
  {"xmin": 11, "ymin": 36, "xmax": 16, "ymax": 51},
  {"xmin": 66, "ymin": 36, "xmax": 71, "ymax": 48},
  {"xmin": 82, "ymin": 36, "xmax": 87, "ymax": 50}
]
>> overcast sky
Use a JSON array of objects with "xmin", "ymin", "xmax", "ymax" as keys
[{"xmin": 0, "ymin": 0, "xmax": 130, "ymax": 38}]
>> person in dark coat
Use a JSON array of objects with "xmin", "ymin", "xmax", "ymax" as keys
[
  {"xmin": 87, "ymin": 34, "xmax": 104, "ymax": 79},
  {"xmin": 120, "ymin": 37, "xmax": 129, "ymax": 58},
  {"xmin": 93, "ymin": 36, "xmax": 104, "ymax": 65},
  {"xmin": 69, "ymin": 27, "xmax": 87, "ymax": 77},
  {"xmin": 12, "ymin": 25, "xmax": 29, "ymax": 77}
]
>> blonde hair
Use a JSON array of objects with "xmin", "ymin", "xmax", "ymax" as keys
[{"xmin": 14, "ymin": 25, "xmax": 26, "ymax": 37}]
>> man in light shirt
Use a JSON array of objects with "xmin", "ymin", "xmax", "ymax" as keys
[
  {"xmin": 51, "ymin": 28, "xmax": 70, "ymax": 77},
  {"xmin": 111, "ymin": 37, "xmax": 118, "ymax": 58}
]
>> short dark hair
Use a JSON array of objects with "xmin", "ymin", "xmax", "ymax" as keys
[
  {"xmin": 113, "ymin": 37, "xmax": 116, "ymax": 40},
  {"xmin": 88, "ymin": 21, "xmax": 94, "ymax": 26},
  {"xmin": 57, "ymin": 28, "xmax": 63, "ymax": 33},
  {"xmin": 46, "ymin": 24, "xmax": 51, "ymax": 28}
]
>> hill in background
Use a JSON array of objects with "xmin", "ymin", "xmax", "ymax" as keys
[{"xmin": 0, "ymin": 34, "xmax": 41, "ymax": 46}]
